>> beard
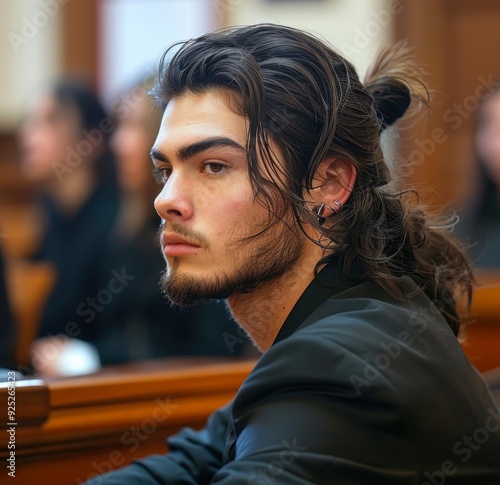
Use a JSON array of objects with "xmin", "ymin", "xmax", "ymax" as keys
[{"xmin": 158, "ymin": 217, "xmax": 304, "ymax": 307}]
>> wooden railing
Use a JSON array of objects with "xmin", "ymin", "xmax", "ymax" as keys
[
  {"xmin": 0, "ymin": 358, "xmax": 256, "ymax": 484},
  {"xmin": 461, "ymin": 271, "xmax": 500, "ymax": 372}
]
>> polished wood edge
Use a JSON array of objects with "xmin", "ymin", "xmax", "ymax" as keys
[
  {"xmin": 0, "ymin": 379, "xmax": 45, "ymax": 389},
  {"xmin": 0, "ymin": 359, "xmax": 256, "ymax": 458},
  {"xmin": 47, "ymin": 359, "xmax": 257, "ymax": 408},
  {"xmin": 0, "ymin": 379, "xmax": 49, "ymax": 428}
]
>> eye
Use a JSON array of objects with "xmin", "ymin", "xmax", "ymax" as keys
[
  {"xmin": 152, "ymin": 167, "xmax": 172, "ymax": 184},
  {"xmin": 202, "ymin": 162, "xmax": 227, "ymax": 175}
]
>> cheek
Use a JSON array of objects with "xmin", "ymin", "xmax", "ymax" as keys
[
  {"xmin": 211, "ymin": 199, "xmax": 248, "ymax": 238},
  {"xmin": 204, "ymin": 189, "xmax": 256, "ymax": 240}
]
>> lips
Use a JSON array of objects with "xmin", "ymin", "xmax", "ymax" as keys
[
  {"xmin": 161, "ymin": 233, "xmax": 201, "ymax": 257},
  {"xmin": 162, "ymin": 234, "xmax": 200, "ymax": 246}
]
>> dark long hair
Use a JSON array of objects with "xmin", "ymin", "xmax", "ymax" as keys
[
  {"xmin": 152, "ymin": 24, "xmax": 473, "ymax": 335},
  {"xmin": 53, "ymin": 80, "xmax": 116, "ymax": 185}
]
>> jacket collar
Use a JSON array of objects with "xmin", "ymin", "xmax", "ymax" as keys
[{"xmin": 272, "ymin": 252, "xmax": 364, "ymax": 346}]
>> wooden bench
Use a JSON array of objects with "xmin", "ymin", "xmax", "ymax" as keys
[
  {"xmin": 5, "ymin": 259, "xmax": 56, "ymax": 366},
  {"xmin": 0, "ymin": 270, "xmax": 498, "ymax": 483},
  {"xmin": 0, "ymin": 357, "xmax": 256, "ymax": 484}
]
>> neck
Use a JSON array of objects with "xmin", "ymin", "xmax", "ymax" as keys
[{"xmin": 227, "ymin": 245, "xmax": 324, "ymax": 352}]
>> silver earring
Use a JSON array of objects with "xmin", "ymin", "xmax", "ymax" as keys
[{"xmin": 316, "ymin": 200, "xmax": 343, "ymax": 226}]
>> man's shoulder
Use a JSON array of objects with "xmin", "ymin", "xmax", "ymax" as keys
[
  {"xmin": 237, "ymin": 292, "xmax": 405, "ymax": 399},
  {"xmin": 294, "ymin": 280, "xmax": 449, "ymax": 354},
  {"xmin": 237, "ymin": 284, "xmax": 464, "ymax": 404}
]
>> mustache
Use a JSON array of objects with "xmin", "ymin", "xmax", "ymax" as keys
[{"xmin": 157, "ymin": 221, "xmax": 210, "ymax": 249}]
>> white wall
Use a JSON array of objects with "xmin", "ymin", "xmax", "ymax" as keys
[
  {"xmin": 0, "ymin": 0, "xmax": 399, "ymax": 130},
  {"xmin": 99, "ymin": 0, "xmax": 217, "ymax": 105},
  {"xmin": 225, "ymin": 0, "xmax": 399, "ymax": 163},
  {"xmin": 0, "ymin": 0, "xmax": 217, "ymax": 130},
  {"xmin": 224, "ymin": 0, "xmax": 397, "ymax": 77},
  {"xmin": 0, "ymin": 0, "xmax": 62, "ymax": 130}
]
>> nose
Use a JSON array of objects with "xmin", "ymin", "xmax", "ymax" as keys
[{"xmin": 154, "ymin": 171, "xmax": 193, "ymax": 223}]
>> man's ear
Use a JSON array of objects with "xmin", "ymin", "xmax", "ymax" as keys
[{"xmin": 315, "ymin": 157, "xmax": 357, "ymax": 206}]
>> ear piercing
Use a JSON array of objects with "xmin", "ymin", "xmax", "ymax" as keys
[{"xmin": 315, "ymin": 200, "xmax": 343, "ymax": 226}]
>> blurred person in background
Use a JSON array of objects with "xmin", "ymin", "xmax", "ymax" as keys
[
  {"xmin": 459, "ymin": 84, "xmax": 500, "ymax": 267},
  {"xmin": 18, "ymin": 80, "xmax": 120, "ymax": 375},
  {"xmin": 93, "ymin": 75, "xmax": 252, "ymax": 363}
]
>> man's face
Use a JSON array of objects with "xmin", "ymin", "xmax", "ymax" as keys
[{"xmin": 152, "ymin": 90, "xmax": 304, "ymax": 306}]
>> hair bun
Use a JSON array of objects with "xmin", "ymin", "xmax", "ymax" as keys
[
  {"xmin": 364, "ymin": 40, "xmax": 429, "ymax": 131},
  {"xmin": 371, "ymin": 80, "xmax": 411, "ymax": 129}
]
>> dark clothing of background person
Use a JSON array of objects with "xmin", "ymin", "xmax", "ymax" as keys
[
  {"xmin": 0, "ymin": 241, "xmax": 16, "ymax": 369},
  {"xmin": 458, "ymin": 176, "xmax": 500, "ymax": 267},
  {"xmin": 91, "ymin": 212, "xmax": 250, "ymax": 364},
  {"xmin": 86, "ymin": 256, "xmax": 500, "ymax": 484},
  {"xmin": 35, "ymin": 181, "xmax": 120, "ymax": 347}
]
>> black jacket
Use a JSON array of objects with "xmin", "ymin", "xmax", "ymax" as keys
[{"xmin": 88, "ymin": 262, "xmax": 500, "ymax": 484}]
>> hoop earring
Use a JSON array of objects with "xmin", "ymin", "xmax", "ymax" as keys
[{"xmin": 315, "ymin": 200, "xmax": 343, "ymax": 226}]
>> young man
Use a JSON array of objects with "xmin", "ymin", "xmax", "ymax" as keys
[{"xmin": 90, "ymin": 24, "xmax": 500, "ymax": 484}]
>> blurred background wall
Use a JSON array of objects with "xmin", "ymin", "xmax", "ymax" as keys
[
  {"xmin": 0, "ymin": 0, "xmax": 391, "ymax": 131},
  {"xmin": 0, "ymin": 0, "xmax": 395, "ymax": 258},
  {"xmin": 0, "ymin": 0, "xmax": 400, "ymax": 371},
  {"xmin": 0, "ymin": 0, "xmax": 62, "ymax": 131},
  {"xmin": 225, "ymin": 0, "xmax": 390, "ymax": 75},
  {"xmin": 1, "ymin": 0, "xmax": 500, "ymax": 261},
  {"xmin": 2, "ymin": 1, "xmax": 500, "ymax": 366}
]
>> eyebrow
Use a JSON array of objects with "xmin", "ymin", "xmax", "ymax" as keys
[{"xmin": 150, "ymin": 136, "xmax": 246, "ymax": 164}]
